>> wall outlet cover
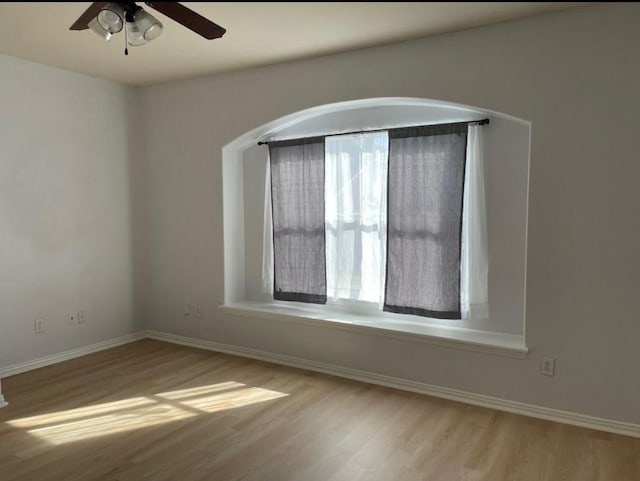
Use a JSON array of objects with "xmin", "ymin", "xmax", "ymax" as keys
[
  {"xmin": 34, "ymin": 318, "xmax": 46, "ymax": 333},
  {"xmin": 541, "ymin": 356, "xmax": 555, "ymax": 376}
]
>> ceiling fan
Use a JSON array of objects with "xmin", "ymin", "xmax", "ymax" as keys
[{"xmin": 70, "ymin": 2, "xmax": 226, "ymax": 54}]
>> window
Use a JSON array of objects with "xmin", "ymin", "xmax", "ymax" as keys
[
  {"xmin": 325, "ymin": 132, "xmax": 388, "ymax": 306},
  {"xmin": 264, "ymin": 121, "xmax": 488, "ymax": 321}
]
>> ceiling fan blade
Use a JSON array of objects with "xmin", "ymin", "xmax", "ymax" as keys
[
  {"xmin": 145, "ymin": 2, "xmax": 226, "ymax": 39},
  {"xmin": 69, "ymin": 2, "xmax": 108, "ymax": 31}
]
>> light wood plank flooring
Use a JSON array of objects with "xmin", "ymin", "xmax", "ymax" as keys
[{"xmin": 0, "ymin": 339, "xmax": 638, "ymax": 481}]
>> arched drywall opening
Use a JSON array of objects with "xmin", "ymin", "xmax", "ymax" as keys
[{"xmin": 222, "ymin": 97, "xmax": 530, "ymax": 337}]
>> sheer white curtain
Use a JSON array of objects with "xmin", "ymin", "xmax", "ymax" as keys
[
  {"xmin": 325, "ymin": 132, "xmax": 388, "ymax": 305},
  {"xmin": 461, "ymin": 125, "xmax": 489, "ymax": 319},
  {"xmin": 261, "ymin": 157, "xmax": 274, "ymax": 296}
]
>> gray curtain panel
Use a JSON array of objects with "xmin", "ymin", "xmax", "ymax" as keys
[
  {"xmin": 384, "ymin": 123, "xmax": 468, "ymax": 319},
  {"xmin": 269, "ymin": 138, "xmax": 327, "ymax": 303}
]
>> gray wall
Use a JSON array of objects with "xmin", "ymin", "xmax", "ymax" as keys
[
  {"xmin": 137, "ymin": 4, "xmax": 640, "ymax": 424},
  {"xmin": 0, "ymin": 55, "xmax": 138, "ymax": 367}
]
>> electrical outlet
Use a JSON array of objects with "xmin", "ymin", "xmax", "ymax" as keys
[
  {"xmin": 541, "ymin": 356, "xmax": 555, "ymax": 376},
  {"xmin": 195, "ymin": 306, "xmax": 203, "ymax": 317},
  {"xmin": 68, "ymin": 312, "xmax": 77, "ymax": 325},
  {"xmin": 184, "ymin": 304, "xmax": 191, "ymax": 316},
  {"xmin": 78, "ymin": 310, "xmax": 87, "ymax": 324},
  {"xmin": 34, "ymin": 318, "xmax": 46, "ymax": 333}
]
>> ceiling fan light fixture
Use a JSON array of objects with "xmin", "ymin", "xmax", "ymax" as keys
[
  {"xmin": 135, "ymin": 9, "xmax": 163, "ymax": 41},
  {"xmin": 97, "ymin": 3, "xmax": 125, "ymax": 33},
  {"xmin": 88, "ymin": 17, "xmax": 113, "ymax": 42},
  {"xmin": 126, "ymin": 19, "xmax": 147, "ymax": 47},
  {"xmin": 126, "ymin": 8, "xmax": 163, "ymax": 46}
]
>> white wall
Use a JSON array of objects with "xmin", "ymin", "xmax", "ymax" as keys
[
  {"xmin": 0, "ymin": 55, "xmax": 138, "ymax": 367},
  {"xmin": 241, "ymin": 105, "xmax": 530, "ymax": 335},
  {"xmin": 137, "ymin": 3, "xmax": 640, "ymax": 424}
]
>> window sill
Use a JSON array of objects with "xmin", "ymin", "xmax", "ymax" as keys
[{"xmin": 219, "ymin": 301, "xmax": 528, "ymax": 359}]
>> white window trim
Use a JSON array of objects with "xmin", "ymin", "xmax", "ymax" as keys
[{"xmin": 220, "ymin": 301, "xmax": 527, "ymax": 359}]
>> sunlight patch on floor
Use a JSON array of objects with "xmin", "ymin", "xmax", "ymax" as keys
[
  {"xmin": 16, "ymin": 403, "xmax": 196, "ymax": 445},
  {"xmin": 8, "ymin": 397, "xmax": 155, "ymax": 427},
  {"xmin": 155, "ymin": 381, "xmax": 245, "ymax": 400},
  {"xmin": 180, "ymin": 386, "xmax": 288, "ymax": 412},
  {"xmin": 7, "ymin": 382, "xmax": 288, "ymax": 445}
]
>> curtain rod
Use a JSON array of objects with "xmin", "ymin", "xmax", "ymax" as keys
[{"xmin": 257, "ymin": 118, "xmax": 489, "ymax": 146}]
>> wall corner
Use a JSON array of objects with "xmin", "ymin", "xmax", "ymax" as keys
[{"xmin": 0, "ymin": 379, "xmax": 7, "ymax": 407}]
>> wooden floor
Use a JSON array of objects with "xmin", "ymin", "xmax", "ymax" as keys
[{"xmin": 0, "ymin": 340, "xmax": 638, "ymax": 481}]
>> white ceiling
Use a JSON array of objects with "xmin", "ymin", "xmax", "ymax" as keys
[{"xmin": 0, "ymin": 2, "xmax": 595, "ymax": 86}]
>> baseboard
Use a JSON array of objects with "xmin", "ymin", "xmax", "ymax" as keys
[
  {"xmin": 0, "ymin": 332, "xmax": 146, "ymax": 379},
  {"xmin": 146, "ymin": 330, "xmax": 640, "ymax": 439}
]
